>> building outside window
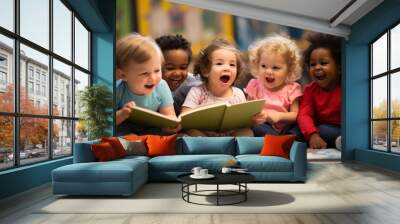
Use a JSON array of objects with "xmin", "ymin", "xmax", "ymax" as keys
[
  {"xmin": 0, "ymin": 54, "xmax": 7, "ymax": 67},
  {"xmin": 370, "ymin": 22, "xmax": 400, "ymax": 154},
  {"xmin": 41, "ymin": 85, "xmax": 46, "ymax": 97},
  {"xmin": 41, "ymin": 73, "xmax": 46, "ymax": 83},
  {"xmin": 0, "ymin": 54, "xmax": 7, "ymax": 89},
  {"xmin": 0, "ymin": 71, "xmax": 6, "ymax": 85},
  {"xmin": 28, "ymin": 81, "xmax": 34, "ymax": 94},
  {"xmin": 28, "ymin": 66, "xmax": 34, "ymax": 80},
  {"xmin": 0, "ymin": 0, "xmax": 91, "ymax": 170},
  {"xmin": 35, "ymin": 70, "xmax": 40, "ymax": 81},
  {"xmin": 35, "ymin": 83, "xmax": 40, "ymax": 95}
]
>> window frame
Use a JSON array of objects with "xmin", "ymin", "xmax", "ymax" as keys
[
  {"xmin": 370, "ymin": 19, "xmax": 400, "ymax": 154},
  {"xmin": 0, "ymin": 0, "xmax": 92, "ymax": 171}
]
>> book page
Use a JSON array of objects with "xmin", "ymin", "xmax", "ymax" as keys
[
  {"xmin": 219, "ymin": 99, "xmax": 265, "ymax": 132},
  {"xmin": 128, "ymin": 106, "xmax": 180, "ymax": 129},
  {"xmin": 179, "ymin": 103, "xmax": 226, "ymax": 131}
]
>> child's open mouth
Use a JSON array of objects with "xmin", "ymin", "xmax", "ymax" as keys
[
  {"xmin": 168, "ymin": 77, "xmax": 183, "ymax": 85},
  {"xmin": 144, "ymin": 84, "xmax": 155, "ymax": 89},
  {"xmin": 220, "ymin": 75, "xmax": 230, "ymax": 83},
  {"xmin": 265, "ymin": 77, "xmax": 275, "ymax": 83},
  {"xmin": 315, "ymin": 74, "xmax": 326, "ymax": 81}
]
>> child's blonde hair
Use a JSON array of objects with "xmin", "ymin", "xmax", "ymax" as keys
[
  {"xmin": 248, "ymin": 34, "xmax": 302, "ymax": 81},
  {"xmin": 193, "ymin": 39, "xmax": 244, "ymax": 83},
  {"xmin": 116, "ymin": 33, "xmax": 163, "ymax": 70}
]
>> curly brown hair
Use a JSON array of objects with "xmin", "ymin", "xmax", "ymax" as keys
[{"xmin": 193, "ymin": 39, "xmax": 244, "ymax": 84}]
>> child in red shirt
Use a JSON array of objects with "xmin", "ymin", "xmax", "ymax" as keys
[{"xmin": 298, "ymin": 34, "xmax": 342, "ymax": 149}]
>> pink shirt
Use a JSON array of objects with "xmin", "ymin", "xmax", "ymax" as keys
[
  {"xmin": 245, "ymin": 79, "xmax": 302, "ymax": 132},
  {"xmin": 182, "ymin": 85, "xmax": 246, "ymax": 108}
]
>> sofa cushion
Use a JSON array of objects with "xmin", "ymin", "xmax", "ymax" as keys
[
  {"xmin": 235, "ymin": 137, "xmax": 264, "ymax": 155},
  {"xmin": 179, "ymin": 137, "xmax": 235, "ymax": 155},
  {"xmin": 52, "ymin": 159, "xmax": 146, "ymax": 183},
  {"xmin": 116, "ymin": 155, "xmax": 150, "ymax": 163},
  {"xmin": 118, "ymin": 137, "xmax": 147, "ymax": 156},
  {"xmin": 123, "ymin": 135, "xmax": 148, "ymax": 141},
  {"xmin": 52, "ymin": 158, "xmax": 148, "ymax": 195},
  {"xmin": 91, "ymin": 142, "xmax": 118, "ymax": 161},
  {"xmin": 101, "ymin": 137, "xmax": 127, "ymax": 158},
  {"xmin": 236, "ymin": 155, "xmax": 293, "ymax": 172},
  {"xmin": 260, "ymin": 135, "xmax": 295, "ymax": 159},
  {"xmin": 146, "ymin": 135, "xmax": 177, "ymax": 157},
  {"xmin": 148, "ymin": 154, "xmax": 235, "ymax": 172}
]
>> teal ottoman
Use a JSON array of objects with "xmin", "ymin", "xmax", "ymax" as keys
[{"xmin": 52, "ymin": 156, "xmax": 148, "ymax": 196}]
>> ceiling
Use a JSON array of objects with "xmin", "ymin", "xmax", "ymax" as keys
[{"xmin": 170, "ymin": 0, "xmax": 384, "ymax": 38}]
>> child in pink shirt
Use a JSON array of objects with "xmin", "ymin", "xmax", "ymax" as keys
[
  {"xmin": 181, "ymin": 39, "xmax": 253, "ymax": 137},
  {"xmin": 245, "ymin": 35, "xmax": 303, "ymax": 138}
]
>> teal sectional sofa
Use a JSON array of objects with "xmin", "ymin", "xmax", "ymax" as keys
[{"xmin": 52, "ymin": 137, "xmax": 307, "ymax": 196}]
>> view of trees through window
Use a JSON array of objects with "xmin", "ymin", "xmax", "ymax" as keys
[
  {"xmin": 0, "ymin": 0, "xmax": 91, "ymax": 170},
  {"xmin": 371, "ymin": 23, "xmax": 400, "ymax": 153}
]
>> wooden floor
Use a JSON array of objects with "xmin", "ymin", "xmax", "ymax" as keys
[{"xmin": 1, "ymin": 161, "xmax": 400, "ymax": 224}]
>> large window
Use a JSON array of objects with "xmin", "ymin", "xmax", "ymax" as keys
[
  {"xmin": 0, "ymin": 0, "xmax": 91, "ymax": 170},
  {"xmin": 370, "ymin": 22, "xmax": 400, "ymax": 154}
]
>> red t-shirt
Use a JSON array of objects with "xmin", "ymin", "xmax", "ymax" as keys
[{"xmin": 297, "ymin": 82, "xmax": 341, "ymax": 140}]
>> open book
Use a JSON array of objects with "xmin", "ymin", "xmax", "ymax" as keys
[{"xmin": 128, "ymin": 99, "xmax": 265, "ymax": 132}]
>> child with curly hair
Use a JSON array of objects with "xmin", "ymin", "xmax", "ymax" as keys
[{"xmin": 245, "ymin": 34, "xmax": 303, "ymax": 138}]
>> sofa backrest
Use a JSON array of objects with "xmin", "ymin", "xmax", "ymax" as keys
[
  {"xmin": 177, "ymin": 137, "xmax": 236, "ymax": 155},
  {"xmin": 73, "ymin": 140, "xmax": 100, "ymax": 163},
  {"xmin": 74, "ymin": 136, "xmax": 269, "ymax": 162},
  {"xmin": 235, "ymin": 137, "xmax": 264, "ymax": 155}
]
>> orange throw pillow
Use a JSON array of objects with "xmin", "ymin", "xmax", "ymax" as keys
[
  {"xmin": 101, "ymin": 137, "xmax": 126, "ymax": 158},
  {"xmin": 260, "ymin": 135, "xmax": 296, "ymax": 159},
  {"xmin": 91, "ymin": 142, "xmax": 117, "ymax": 161},
  {"xmin": 123, "ymin": 135, "xmax": 148, "ymax": 141},
  {"xmin": 146, "ymin": 135, "xmax": 177, "ymax": 157}
]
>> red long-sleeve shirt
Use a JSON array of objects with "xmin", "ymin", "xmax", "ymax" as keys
[{"xmin": 297, "ymin": 82, "xmax": 341, "ymax": 140}]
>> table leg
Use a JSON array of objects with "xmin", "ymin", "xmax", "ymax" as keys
[
  {"xmin": 245, "ymin": 183, "xmax": 247, "ymax": 201},
  {"xmin": 187, "ymin": 184, "xmax": 190, "ymax": 202},
  {"xmin": 217, "ymin": 184, "xmax": 219, "ymax": 206}
]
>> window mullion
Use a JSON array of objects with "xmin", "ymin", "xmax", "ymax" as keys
[
  {"xmin": 71, "ymin": 11, "xmax": 76, "ymax": 153},
  {"xmin": 13, "ymin": 0, "xmax": 20, "ymax": 166},
  {"xmin": 370, "ymin": 45, "xmax": 373, "ymax": 149},
  {"xmin": 49, "ymin": 0, "xmax": 53, "ymax": 159},
  {"xmin": 387, "ymin": 29, "xmax": 391, "ymax": 152}
]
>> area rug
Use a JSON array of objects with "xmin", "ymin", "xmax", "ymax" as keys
[{"xmin": 37, "ymin": 183, "xmax": 361, "ymax": 214}]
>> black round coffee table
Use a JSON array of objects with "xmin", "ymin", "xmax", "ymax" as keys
[{"xmin": 177, "ymin": 173, "xmax": 255, "ymax": 206}]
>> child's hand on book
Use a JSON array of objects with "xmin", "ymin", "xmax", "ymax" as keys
[
  {"xmin": 121, "ymin": 101, "xmax": 136, "ymax": 119},
  {"xmin": 252, "ymin": 110, "xmax": 267, "ymax": 125},
  {"xmin": 265, "ymin": 111, "xmax": 281, "ymax": 124}
]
